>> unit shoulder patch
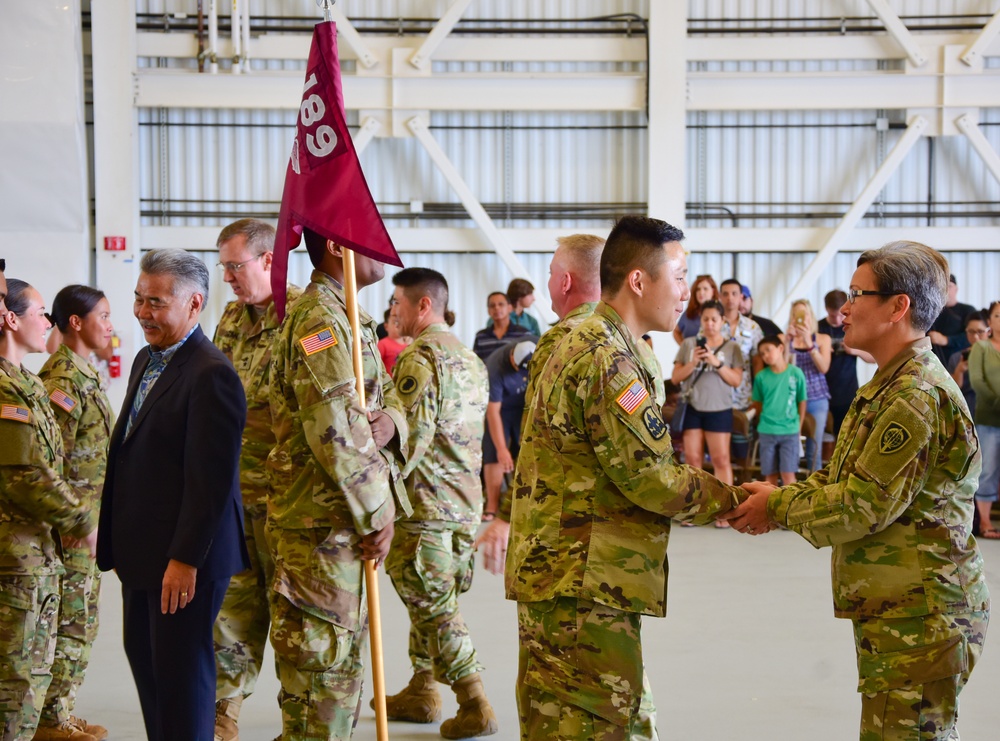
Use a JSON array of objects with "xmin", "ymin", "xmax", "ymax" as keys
[
  {"xmin": 642, "ymin": 407, "xmax": 668, "ymax": 439},
  {"xmin": 879, "ymin": 422, "xmax": 911, "ymax": 454}
]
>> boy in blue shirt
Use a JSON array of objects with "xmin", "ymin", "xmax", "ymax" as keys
[{"xmin": 750, "ymin": 335, "xmax": 807, "ymax": 485}]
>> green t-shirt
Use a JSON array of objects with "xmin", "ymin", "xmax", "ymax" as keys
[{"xmin": 752, "ymin": 364, "xmax": 808, "ymax": 435}]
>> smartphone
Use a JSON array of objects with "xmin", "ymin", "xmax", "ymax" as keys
[{"xmin": 696, "ymin": 336, "xmax": 707, "ymax": 349}]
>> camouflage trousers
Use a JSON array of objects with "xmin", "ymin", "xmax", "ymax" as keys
[
  {"xmin": 215, "ymin": 503, "xmax": 276, "ymax": 701},
  {"xmin": 516, "ymin": 597, "xmax": 658, "ymax": 741},
  {"xmin": 38, "ymin": 549, "xmax": 101, "ymax": 727},
  {"xmin": 0, "ymin": 574, "xmax": 61, "ymax": 741},
  {"xmin": 384, "ymin": 520, "xmax": 483, "ymax": 684},
  {"xmin": 269, "ymin": 591, "xmax": 368, "ymax": 740},
  {"xmin": 855, "ymin": 610, "xmax": 989, "ymax": 741}
]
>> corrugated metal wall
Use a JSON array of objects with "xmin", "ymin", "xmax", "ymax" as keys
[{"xmin": 128, "ymin": 0, "xmax": 1000, "ymax": 361}]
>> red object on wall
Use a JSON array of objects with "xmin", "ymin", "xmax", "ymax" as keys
[{"xmin": 103, "ymin": 236, "xmax": 126, "ymax": 251}]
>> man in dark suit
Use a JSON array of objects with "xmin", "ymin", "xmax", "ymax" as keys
[{"xmin": 98, "ymin": 248, "xmax": 249, "ymax": 741}]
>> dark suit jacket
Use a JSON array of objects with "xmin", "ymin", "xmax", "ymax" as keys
[{"xmin": 98, "ymin": 325, "xmax": 250, "ymax": 589}]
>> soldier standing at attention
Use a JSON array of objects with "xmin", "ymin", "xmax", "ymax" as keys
[
  {"xmin": 727, "ymin": 241, "xmax": 989, "ymax": 741},
  {"xmin": 380, "ymin": 267, "xmax": 498, "ymax": 738},
  {"xmin": 34, "ymin": 286, "xmax": 114, "ymax": 741},
  {"xmin": 0, "ymin": 274, "xmax": 98, "ymax": 740},
  {"xmin": 475, "ymin": 233, "xmax": 605, "ymax": 574},
  {"xmin": 266, "ymin": 229, "xmax": 410, "ymax": 740},
  {"xmin": 506, "ymin": 217, "xmax": 744, "ymax": 739},
  {"xmin": 210, "ymin": 219, "xmax": 302, "ymax": 739}
]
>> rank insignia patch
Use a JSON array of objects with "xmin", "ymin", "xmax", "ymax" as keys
[
  {"xmin": 397, "ymin": 376, "xmax": 418, "ymax": 394},
  {"xmin": 616, "ymin": 380, "xmax": 649, "ymax": 415},
  {"xmin": 300, "ymin": 327, "xmax": 338, "ymax": 356},
  {"xmin": 879, "ymin": 422, "xmax": 911, "ymax": 454},
  {"xmin": 49, "ymin": 389, "xmax": 77, "ymax": 413},
  {"xmin": 0, "ymin": 404, "xmax": 30, "ymax": 423},
  {"xmin": 642, "ymin": 407, "xmax": 667, "ymax": 439}
]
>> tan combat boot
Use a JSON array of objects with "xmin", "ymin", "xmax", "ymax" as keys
[
  {"xmin": 31, "ymin": 721, "xmax": 97, "ymax": 741},
  {"xmin": 371, "ymin": 670, "xmax": 443, "ymax": 723},
  {"xmin": 67, "ymin": 717, "xmax": 107, "ymax": 741},
  {"xmin": 439, "ymin": 673, "xmax": 498, "ymax": 739},
  {"xmin": 214, "ymin": 696, "xmax": 243, "ymax": 741}
]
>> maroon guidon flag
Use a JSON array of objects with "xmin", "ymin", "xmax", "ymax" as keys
[{"xmin": 271, "ymin": 20, "xmax": 402, "ymax": 320}]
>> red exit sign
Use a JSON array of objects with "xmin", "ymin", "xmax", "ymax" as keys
[{"xmin": 104, "ymin": 236, "xmax": 126, "ymax": 251}]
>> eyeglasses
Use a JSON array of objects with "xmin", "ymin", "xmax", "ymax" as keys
[
  {"xmin": 217, "ymin": 254, "xmax": 263, "ymax": 273},
  {"xmin": 966, "ymin": 328, "xmax": 989, "ymax": 336},
  {"xmin": 847, "ymin": 288, "xmax": 899, "ymax": 304}
]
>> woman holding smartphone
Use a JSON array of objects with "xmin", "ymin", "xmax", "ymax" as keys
[{"xmin": 786, "ymin": 299, "xmax": 833, "ymax": 471}]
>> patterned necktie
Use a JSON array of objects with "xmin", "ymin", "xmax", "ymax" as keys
[{"xmin": 125, "ymin": 353, "xmax": 166, "ymax": 436}]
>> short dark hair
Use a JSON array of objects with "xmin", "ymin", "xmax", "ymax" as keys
[
  {"xmin": 824, "ymin": 289, "xmax": 848, "ymax": 311},
  {"xmin": 600, "ymin": 216, "xmax": 684, "ymax": 295},
  {"xmin": 719, "ymin": 278, "xmax": 742, "ymax": 292},
  {"xmin": 506, "ymin": 278, "xmax": 534, "ymax": 305},
  {"xmin": 302, "ymin": 227, "xmax": 329, "ymax": 268},
  {"xmin": 393, "ymin": 267, "xmax": 450, "ymax": 316},
  {"xmin": 699, "ymin": 299, "xmax": 725, "ymax": 317},
  {"xmin": 486, "ymin": 291, "xmax": 509, "ymax": 306},
  {"xmin": 51, "ymin": 285, "xmax": 107, "ymax": 333},
  {"xmin": 758, "ymin": 334, "xmax": 783, "ymax": 351},
  {"xmin": 964, "ymin": 310, "xmax": 987, "ymax": 329}
]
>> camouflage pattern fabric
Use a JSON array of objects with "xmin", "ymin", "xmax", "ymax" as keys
[
  {"xmin": 0, "ymin": 358, "xmax": 95, "ymax": 739},
  {"xmin": 266, "ymin": 270, "xmax": 409, "ymax": 739},
  {"xmin": 721, "ymin": 313, "xmax": 763, "ymax": 410},
  {"xmin": 36, "ymin": 345, "xmax": 112, "ymax": 726},
  {"xmin": 0, "ymin": 575, "xmax": 61, "ymax": 741},
  {"xmin": 385, "ymin": 521, "xmax": 481, "ymax": 684},
  {"xmin": 506, "ymin": 302, "xmax": 742, "ymax": 616},
  {"xmin": 516, "ymin": 596, "xmax": 658, "ymax": 740},
  {"xmin": 383, "ymin": 322, "xmax": 487, "ymax": 682},
  {"xmin": 856, "ymin": 611, "xmax": 988, "ymax": 741},
  {"xmin": 506, "ymin": 302, "xmax": 741, "ymax": 736},
  {"xmin": 212, "ymin": 287, "xmax": 300, "ymax": 701},
  {"xmin": 767, "ymin": 337, "xmax": 989, "ymax": 738}
]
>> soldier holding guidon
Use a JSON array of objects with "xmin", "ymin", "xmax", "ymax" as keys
[
  {"xmin": 506, "ymin": 217, "xmax": 744, "ymax": 740},
  {"xmin": 266, "ymin": 230, "xmax": 410, "ymax": 740},
  {"xmin": 727, "ymin": 241, "xmax": 990, "ymax": 741}
]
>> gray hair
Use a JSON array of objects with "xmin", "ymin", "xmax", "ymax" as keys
[
  {"xmin": 216, "ymin": 218, "xmax": 275, "ymax": 256},
  {"xmin": 857, "ymin": 240, "xmax": 948, "ymax": 333},
  {"xmin": 140, "ymin": 249, "xmax": 210, "ymax": 302},
  {"xmin": 555, "ymin": 234, "xmax": 604, "ymax": 292}
]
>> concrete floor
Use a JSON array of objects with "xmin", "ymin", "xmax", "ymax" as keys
[{"xmin": 75, "ymin": 526, "xmax": 1000, "ymax": 740}]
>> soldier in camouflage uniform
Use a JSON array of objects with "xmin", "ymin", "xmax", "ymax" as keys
[
  {"xmin": 267, "ymin": 231, "xmax": 410, "ymax": 740},
  {"xmin": 210, "ymin": 219, "xmax": 304, "ymax": 740},
  {"xmin": 506, "ymin": 218, "xmax": 744, "ymax": 740},
  {"xmin": 34, "ymin": 286, "xmax": 114, "ymax": 741},
  {"xmin": 0, "ymin": 277, "xmax": 98, "ymax": 741},
  {"xmin": 729, "ymin": 241, "xmax": 990, "ymax": 741},
  {"xmin": 380, "ymin": 268, "xmax": 497, "ymax": 738}
]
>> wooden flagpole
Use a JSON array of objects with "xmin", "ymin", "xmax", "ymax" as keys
[{"xmin": 342, "ymin": 248, "xmax": 390, "ymax": 741}]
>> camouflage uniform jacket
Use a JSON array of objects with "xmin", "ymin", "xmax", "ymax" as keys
[
  {"xmin": 390, "ymin": 322, "xmax": 488, "ymax": 524},
  {"xmin": 523, "ymin": 302, "xmax": 598, "ymax": 413},
  {"xmin": 213, "ymin": 285, "xmax": 302, "ymax": 510},
  {"xmin": 0, "ymin": 357, "xmax": 97, "ymax": 576},
  {"xmin": 267, "ymin": 271, "xmax": 411, "ymax": 624},
  {"xmin": 767, "ymin": 337, "xmax": 990, "ymax": 620},
  {"xmin": 505, "ymin": 302, "xmax": 740, "ymax": 617}
]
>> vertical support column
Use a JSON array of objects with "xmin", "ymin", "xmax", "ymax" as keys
[
  {"xmin": 647, "ymin": 2, "xmax": 687, "ymax": 225},
  {"xmin": 91, "ymin": 0, "xmax": 141, "ymax": 408}
]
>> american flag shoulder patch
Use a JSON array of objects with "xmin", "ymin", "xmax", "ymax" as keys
[
  {"xmin": 49, "ymin": 389, "xmax": 78, "ymax": 413},
  {"xmin": 0, "ymin": 404, "xmax": 31, "ymax": 423},
  {"xmin": 615, "ymin": 379, "xmax": 649, "ymax": 415},
  {"xmin": 300, "ymin": 327, "xmax": 338, "ymax": 356}
]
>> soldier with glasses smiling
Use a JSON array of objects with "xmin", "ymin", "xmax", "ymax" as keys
[{"xmin": 728, "ymin": 241, "xmax": 989, "ymax": 741}]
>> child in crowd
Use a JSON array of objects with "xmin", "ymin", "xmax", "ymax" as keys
[{"xmin": 750, "ymin": 335, "xmax": 807, "ymax": 485}]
